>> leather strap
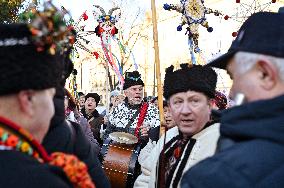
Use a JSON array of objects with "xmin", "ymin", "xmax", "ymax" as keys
[{"xmin": 124, "ymin": 108, "xmax": 140, "ymax": 131}]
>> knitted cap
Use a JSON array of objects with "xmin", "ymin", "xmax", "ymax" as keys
[{"xmin": 123, "ymin": 71, "xmax": 144, "ymax": 90}]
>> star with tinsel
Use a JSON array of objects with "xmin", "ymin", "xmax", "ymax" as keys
[{"xmin": 164, "ymin": 0, "xmax": 222, "ymax": 53}]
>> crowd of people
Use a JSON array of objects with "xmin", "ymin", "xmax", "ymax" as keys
[{"xmin": 0, "ymin": 2, "xmax": 284, "ymax": 188}]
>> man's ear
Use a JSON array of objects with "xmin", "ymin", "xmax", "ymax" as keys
[
  {"xmin": 167, "ymin": 104, "xmax": 172, "ymax": 113},
  {"xmin": 208, "ymin": 98, "xmax": 215, "ymax": 109},
  {"xmin": 257, "ymin": 60, "xmax": 277, "ymax": 90},
  {"xmin": 123, "ymin": 90, "xmax": 127, "ymax": 96},
  {"xmin": 17, "ymin": 90, "xmax": 35, "ymax": 117}
]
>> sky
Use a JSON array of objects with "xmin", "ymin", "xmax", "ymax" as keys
[
  {"xmin": 46, "ymin": 0, "xmax": 284, "ymax": 94},
  {"xmin": 52, "ymin": 0, "xmax": 151, "ymax": 20}
]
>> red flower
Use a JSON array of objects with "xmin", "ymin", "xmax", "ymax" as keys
[
  {"xmin": 0, "ymin": 128, "xmax": 3, "ymax": 137},
  {"xmin": 111, "ymin": 27, "xmax": 118, "ymax": 36},
  {"xmin": 93, "ymin": 51, "xmax": 99, "ymax": 59},
  {"xmin": 174, "ymin": 147, "xmax": 182, "ymax": 158},
  {"xmin": 6, "ymin": 135, "xmax": 19, "ymax": 147},
  {"xmin": 82, "ymin": 12, "xmax": 88, "ymax": 21},
  {"xmin": 232, "ymin": 32, "xmax": 238, "ymax": 37},
  {"xmin": 224, "ymin": 15, "xmax": 229, "ymax": 20},
  {"xmin": 50, "ymin": 152, "xmax": 95, "ymax": 188}
]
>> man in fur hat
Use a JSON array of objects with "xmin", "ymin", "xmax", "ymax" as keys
[
  {"xmin": 134, "ymin": 64, "xmax": 220, "ymax": 188},
  {"xmin": 181, "ymin": 10, "xmax": 284, "ymax": 188},
  {"xmin": 104, "ymin": 71, "xmax": 160, "ymax": 142},
  {"xmin": 0, "ymin": 18, "xmax": 95, "ymax": 188},
  {"xmin": 0, "ymin": 3, "xmax": 95, "ymax": 187}
]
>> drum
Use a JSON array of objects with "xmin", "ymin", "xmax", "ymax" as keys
[{"xmin": 100, "ymin": 132, "xmax": 141, "ymax": 188}]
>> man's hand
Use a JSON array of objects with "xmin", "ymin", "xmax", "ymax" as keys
[
  {"xmin": 103, "ymin": 116, "xmax": 109, "ymax": 124},
  {"xmin": 140, "ymin": 124, "xmax": 150, "ymax": 137}
]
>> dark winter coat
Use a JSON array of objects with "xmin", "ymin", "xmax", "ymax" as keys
[
  {"xmin": 181, "ymin": 94, "xmax": 284, "ymax": 188},
  {"xmin": 81, "ymin": 107, "xmax": 104, "ymax": 145},
  {"xmin": 0, "ymin": 114, "xmax": 72, "ymax": 188},
  {"xmin": 77, "ymin": 116, "xmax": 100, "ymax": 148},
  {"xmin": 0, "ymin": 150, "xmax": 72, "ymax": 188},
  {"xmin": 43, "ymin": 93, "xmax": 110, "ymax": 188}
]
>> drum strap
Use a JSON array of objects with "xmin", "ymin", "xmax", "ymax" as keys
[
  {"xmin": 125, "ymin": 109, "xmax": 140, "ymax": 131},
  {"xmin": 134, "ymin": 102, "xmax": 149, "ymax": 138}
]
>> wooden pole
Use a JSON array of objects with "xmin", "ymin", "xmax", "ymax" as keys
[
  {"xmin": 105, "ymin": 61, "xmax": 110, "ymax": 116},
  {"xmin": 151, "ymin": 0, "xmax": 164, "ymax": 137}
]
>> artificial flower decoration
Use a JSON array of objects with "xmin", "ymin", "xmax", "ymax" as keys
[
  {"xmin": 50, "ymin": 152, "xmax": 95, "ymax": 188},
  {"xmin": 19, "ymin": 1, "xmax": 76, "ymax": 55}
]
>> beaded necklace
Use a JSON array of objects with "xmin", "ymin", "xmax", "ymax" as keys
[{"xmin": 0, "ymin": 116, "xmax": 50, "ymax": 162}]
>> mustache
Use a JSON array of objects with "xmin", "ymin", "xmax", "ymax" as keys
[{"xmin": 128, "ymin": 97, "xmax": 142, "ymax": 104}]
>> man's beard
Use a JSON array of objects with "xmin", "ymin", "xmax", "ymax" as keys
[{"xmin": 128, "ymin": 98, "xmax": 142, "ymax": 105}]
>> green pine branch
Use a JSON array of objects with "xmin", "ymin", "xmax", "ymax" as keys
[{"xmin": 0, "ymin": 0, "xmax": 37, "ymax": 23}]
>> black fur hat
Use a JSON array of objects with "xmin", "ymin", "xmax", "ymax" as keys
[
  {"xmin": 123, "ymin": 71, "xmax": 144, "ymax": 90},
  {"xmin": 85, "ymin": 93, "xmax": 100, "ymax": 104},
  {"xmin": 0, "ymin": 23, "xmax": 62, "ymax": 96},
  {"xmin": 163, "ymin": 64, "xmax": 217, "ymax": 100}
]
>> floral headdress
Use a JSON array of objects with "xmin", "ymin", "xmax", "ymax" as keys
[{"xmin": 19, "ymin": 1, "xmax": 76, "ymax": 55}]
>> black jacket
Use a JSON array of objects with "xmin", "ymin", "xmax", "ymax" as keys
[
  {"xmin": 0, "ymin": 150, "xmax": 72, "ymax": 187},
  {"xmin": 181, "ymin": 94, "xmax": 284, "ymax": 188},
  {"xmin": 0, "ymin": 114, "xmax": 72, "ymax": 188},
  {"xmin": 43, "ymin": 92, "xmax": 110, "ymax": 188},
  {"xmin": 81, "ymin": 107, "xmax": 104, "ymax": 145}
]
